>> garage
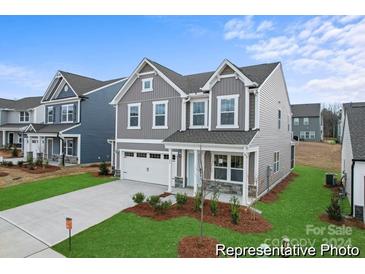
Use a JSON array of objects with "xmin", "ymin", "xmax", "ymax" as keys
[{"xmin": 121, "ymin": 151, "xmax": 177, "ymax": 185}]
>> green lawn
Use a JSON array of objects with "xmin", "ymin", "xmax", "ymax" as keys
[
  {"xmin": 53, "ymin": 166, "xmax": 365, "ymax": 258},
  {"xmin": 0, "ymin": 173, "xmax": 115, "ymax": 211}
]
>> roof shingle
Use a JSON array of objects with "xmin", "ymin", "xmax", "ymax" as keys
[
  {"xmin": 291, "ymin": 103, "xmax": 321, "ymax": 117},
  {"xmin": 345, "ymin": 103, "xmax": 365, "ymax": 160}
]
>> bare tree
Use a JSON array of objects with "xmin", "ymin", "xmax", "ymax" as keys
[{"xmin": 322, "ymin": 103, "xmax": 341, "ymax": 139}]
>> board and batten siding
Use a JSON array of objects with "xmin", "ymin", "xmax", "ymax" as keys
[
  {"xmin": 249, "ymin": 93, "xmax": 255, "ymax": 129},
  {"xmin": 250, "ymin": 64, "xmax": 292, "ymax": 196},
  {"xmin": 210, "ymin": 77, "xmax": 246, "ymax": 131},
  {"xmin": 341, "ymin": 114, "xmax": 353, "ymax": 201},
  {"xmin": 45, "ymin": 102, "xmax": 78, "ymax": 124},
  {"xmin": 117, "ymin": 73, "xmax": 182, "ymax": 140}
]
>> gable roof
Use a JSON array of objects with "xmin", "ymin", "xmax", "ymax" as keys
[
  {"xmin": 0, "ymin": 96, "xmax": 42, "ymax": 110},
  {"xmin": 291, "ymin": 103, "xmax": 321, "ymax": 117},
  {"xmin": 344, "ymin": 102, "xmax": 365, "ymax": 160}
]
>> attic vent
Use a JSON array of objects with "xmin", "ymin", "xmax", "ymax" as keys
[{"xmin": 64, "ymin": 85, "xmax": 69, "ymax": 92}]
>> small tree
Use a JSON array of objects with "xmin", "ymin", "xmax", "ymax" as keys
[
  {"xmin": 230, "ymin": 196, "xmax": 240, "ymax": 224},
  {"xmin": 99, "ymin": 161, "xmax": 109, "ymax": 176},
  {"xmin": 210, "ymin": 190, "xmax": 220, "ymax": 216},
  {"xmin": 326, "ymin": 193, "xmax": 342, "ymax": 221}
]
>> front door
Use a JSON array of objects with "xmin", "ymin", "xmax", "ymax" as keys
[
  {"xmin": 47, "ymin": 139, "xmax": 53, "ymax": 159},
  {"xmin": 8, "ymin": 133, "xmax": 14, "ymax": 145},
  {"xmin": 187, "ymin": 151, "xmax": 195, "ymax": 187}
]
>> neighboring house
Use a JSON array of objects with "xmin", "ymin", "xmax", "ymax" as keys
[
  {"xmin": 23, "ymin": 70, "xmax": 126, "ymax": 164},
  {"xmin": 341, "ymin": 102, "xmax": 365, "ymax": 223},
  {"xmin": 110, "ymin": 58, "xmax": 294, "ymax": 205},
  {"xmin": 291, "ymin": 103, "xmax": 323, "ymax": 141},
  {"xmin": 0, "ymin": 97, "xmax": 44, "ymax": 150}
]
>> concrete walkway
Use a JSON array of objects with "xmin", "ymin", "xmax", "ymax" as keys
[{"xmin": 0, "ymin": 180, "xmax": 166, "ymax": 258}]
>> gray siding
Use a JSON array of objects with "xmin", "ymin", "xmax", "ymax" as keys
[
  {"xmin": 250, "ymin": 65, "xmax": 292, "ymax": 196},
  {"xmin": 248, "ymin": 151, "xmax": 255, "ymax": 185},
  {"xmin": 249, "ymin": 93, "xmax": 255, "ymax": 129},
  {"xmin": 66, "ymin": 82, "xmax": 123, "ymax": 164},
  {"xmin": 45, "ymin": 102, "xmax": 78, "ymax": 124},
  {"xmin": 292, "ymin": 116, "xmax": 321, "ymax": 141},
  {"xmin": 211, "ymin": 77, "xmax": 246, "ymax": 131},
  {"xmin": 56, "ymin": 82, "xmax": 77, "ymax": 100},
  {"xmin": 2, "ymin": 110, "xmax": 36, "ymax": 124},
  {"xmin": 0, "ymin": 111, "xmax": 7, "ymax": 125},
  {"xmin": 117, "ymin": 74, "xmax": 182, "ymax": 139}
]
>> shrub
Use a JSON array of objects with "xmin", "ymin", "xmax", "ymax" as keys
[
  {"xmin": 147, "ymin": 195, "xmax": 161, "ymax": 208},
  {"xmin": 43, "ymin": 159, "xmax": 49, "ymax": 167},
  {"xmin": 230, "ymin": 196, "xmax": 241, "ymax": 225},
  {"xmin": 210, "ymin": 191, "xmax": 220, "ymax": 216},
  {"xmin": 1, "ymin": 160, "xmax": 13, "ymax": 167},
  {"xmin": 176, "ymin": 192, "xmax": 188, "ymax": 209},
  {"xmin": 35, "ymin": 158, "xmax": 43, "ymax": 167},
  {"xmin": 17, "ymin": 160, "xmax": 24, "ymax": 167},
  {"xmin": 99, "ymin": 161, "xmax": 109, "ymax": 176},
  {"xmin": 326, "ymin": 194, "xmax": 342, "ymax": 221},
  {"xmin": 193, "ymin": 190, "xmax": 202, "ymax": 212},
  {"xmin": 155, "ymin": 200, "xmax": 172, "ymax": 214},
  {"xmin": 12, "ymin": 148, "xmax": 19, "ymax": 157},
  {"xmin": 132, "ymin": 192, "xmax": 145, "ymax": 204}
]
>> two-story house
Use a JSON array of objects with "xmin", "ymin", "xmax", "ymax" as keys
[
  {"xmin": 0, "ymin": 97, "xmax": 44, "ymax": 150},
  {"xmin": 291, "ymin": 103, "xmax": 323, "ymax": 141},
  {"xmin": 110, "ymin": 58, "xmax": 294, "ymax": 205},
  {"xmin": 23, "ymin": 70, "xmax": 126, "ymax": 164}
]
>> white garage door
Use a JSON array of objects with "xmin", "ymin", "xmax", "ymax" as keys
[{"xmin": 121, "ymin": 151, "xmax": 177, "ymax": 185}]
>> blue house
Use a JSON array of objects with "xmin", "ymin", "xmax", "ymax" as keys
[{"xmin": 24, "ymin": 70, "xmax": 126, "ymax": 164}]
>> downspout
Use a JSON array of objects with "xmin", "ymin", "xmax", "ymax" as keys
[{"xmin": 351, "ymin": 160, "xmax": 355, "ymax": 216}]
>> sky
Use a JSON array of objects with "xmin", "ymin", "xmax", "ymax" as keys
[{"xmin": 0, "ymin": 15, "xmax": 364, "ymax": 104}]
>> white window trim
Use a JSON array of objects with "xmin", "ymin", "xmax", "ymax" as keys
[
  {"xmin": 303, "ymin": 117, "xmax": 309, "ymax": 126},
  {"xmin": 293, "ymin": 118, "xmax": 299, "ymax": 126},
  {"xmin": 152, "ymin": 100, "xmax": 168, "ymax": 129},
  {"xmin": 216, "ymin": 94, "xmax": 239, "ymax": 129},
  {"xmin": 127, "ymin": 103, "xmax": 141, "ymax": 129},
  {"xmin": 142, "ymin": 78, "xmax": 153, "ymax": 92},
  {"xmin": 61, "ymin": 104, "xmax": 74, "ymax": 123},
  {"xmin": 273, "ymin": 151, "xmax": 280, "ymax": 174},
  {"xmin": 19, "ymin": 111, "xmax": 30, "ymax": 123},
  {"xmin": 211, "ymin": 153, "xmax": 244, "ymax": 184},
  {"xmin": 47, "ymin": 107, "xmax": 54, "ymax": 124},
  {"xmin": 189, "ymin": 99, "xmax": 208, "ymax": 129},
  {"xmin": 65, "ymin": 138, "xmax": 74, "ymax": 156}
]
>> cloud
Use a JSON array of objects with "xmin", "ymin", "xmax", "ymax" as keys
[
  {"xmin": 0, "ymin": 63, "xmax": 48, "ymax": 93},
  {"xmin": 225, "ymin": 16, "xmax": 365, "ymax": 103},
  {"xmin": 224, "ymin": 16, "xmax": 273, "ymax": 40}
]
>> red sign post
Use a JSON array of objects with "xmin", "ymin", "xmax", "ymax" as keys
[{"xmin": 66, "ymin": 217, "xmax": 72, "ymax": 251}]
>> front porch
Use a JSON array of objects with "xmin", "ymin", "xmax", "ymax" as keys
[{"xmin": 164, "ymin": 143, "xmax": 259, "ymax": 206}]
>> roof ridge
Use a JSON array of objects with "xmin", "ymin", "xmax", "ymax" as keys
[
  {"xmin": 59, "ymin": 70, "xmax": 104, "ymax": 83},
  {"xmin": 146, "ymin": 59, "xmax": 183, "ymax": 76}
]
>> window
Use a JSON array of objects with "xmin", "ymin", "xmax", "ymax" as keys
[
  {"xmin": 303, "ymin": 117, "xmax": 309, "ymax": 125},
  {"xmin": 47, "ymin": 107, "xmax": 54, "ymax": 123},
  {"xmin": 278, "ymin": 109, "xmax": 281, "ymax": 129},
  {"xmin": 163, "ymin": 154, "xmax": 176, "ymax": 160},
  {"xmin": 190, "ymin": 100, "xmax": 207, "ymax": 128},
  {"xmin": 125, "ymin": 152, "xmax": 134, "ymax": 157},
  {"xmin": 214, "ymin": 155, "xmax": 228, "ymax": 180},
  {"xmin": 294, "ymin": 118, "xmax": 299, "ymax": 126},
  {"xmin": 66, "ymin": 139, "xmax": 74, "ymax": 156},
  {"xmin": 152, "ymin": 101, "xmax": 168, "ymax": 129},
  {"xmin": 61, "ymin": 104, "xmax": 74, "ymax": 123},
  {"xmin": 19, "ymin": 111, "xmax": 30, "ymax": 122},
  {"xmin": 230, "ymin": 156, "xmax": 243, "ymax": 182},
  {"xmin": 217, "ymin": 95, "xmax": 239, "ymax": 128},
  {"xmin": 300, "ymin": 131, "xmax": 305, "ymax": 139},
  {"xmin": 305, "ymin": 131, "xmax": 310, "ymax": 139},
  {"xmin": 309, "ymin": 131, "xmax": 316, "ymax": 139},
  {"xmin": 142, "ymin": 78, "xmax": 153, "ymax": 92},
  {"xmin": 149, "ymin": 153, "xmax": 161, "ymax": 159},
  {"xmin": 273, "ymin": 152, "xmax": 280, "ymax": 173},
  {"xmin": 128, "ymin": 103, "xmax": 141, "ymax": 129},
  {"xmin": 137, "ymin": 152, "xmax": 147, "ymax": 158}
]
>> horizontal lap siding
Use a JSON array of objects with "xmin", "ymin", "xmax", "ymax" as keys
[
  {"xmin": 211, "ymin": 77, "xmax": 246, "ymax": 131},
  {"xmin": 341, "ymin": 115, "xmax": 353, "ymax": 200},
  {"xmin": 117, "ymin": 74, "xmax": 182, "ymax": 139},
  {"xmin": 250, "ymin": 65, "xmax": 292, "ymax": 195},
  {"xmin": 292, "ymin": 116, "xmax": 321, "ymax": 141}
]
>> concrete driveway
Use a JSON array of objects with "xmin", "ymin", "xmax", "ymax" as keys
[{"xmin": 0, "ymin": 180, "xmax": 165, "ymax": 258}]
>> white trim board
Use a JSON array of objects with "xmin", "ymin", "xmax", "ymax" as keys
[{"xmin": 116, "ymin": 138, "xmax": 163, "ymax": 144}]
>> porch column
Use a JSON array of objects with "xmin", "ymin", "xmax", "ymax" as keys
[
  {"xmin": 168, "ymin": 148, "xmax": 173, "ymax": 192},
  {"xmin": 38, "ymin": 136, "xmax": 41, "ymax": 156},
  {"xmin": 60, "ymin": 138, "xmax": 63, "ymax": 156},
  {"xmin": 242, "ymin": 151, "xmax": 249, "ymax": 205},
  {"xmin": 2, "ymin": 131, "xmax": 6, "ymax": 146},
  {"xmin": 193, "ymin": 149, "xmax": 199, "ymax": 194},
  {"xmin": 181, "ymin": 149, "xmax": 186, "ymax": 187}
]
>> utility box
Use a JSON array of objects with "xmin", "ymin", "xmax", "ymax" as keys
[{"xmin": 325, "ymin": 173, "xmax": 336, "ymax": 186}]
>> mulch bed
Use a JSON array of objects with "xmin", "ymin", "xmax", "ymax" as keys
[
  {"xmin": 20, "ymin": 165, "xmax": 60, "ymax": 174},
  {"xmin": 0, "ymin": 172, "xmax": 9, "ymax": 177},
  {"xmin": 260, "ymin": 173, "xmax": 298, "ymax": 203},
  {"xmin": 178, "ymin": 236, "xmax": 219, "ymax": 258},
  {"xmin": 124, "ymin": 197, "xmax": 272, "ymax": 233},
  {"xmin": 319, "ymin": 214, "xmax": 365, "ymax": 230}
]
